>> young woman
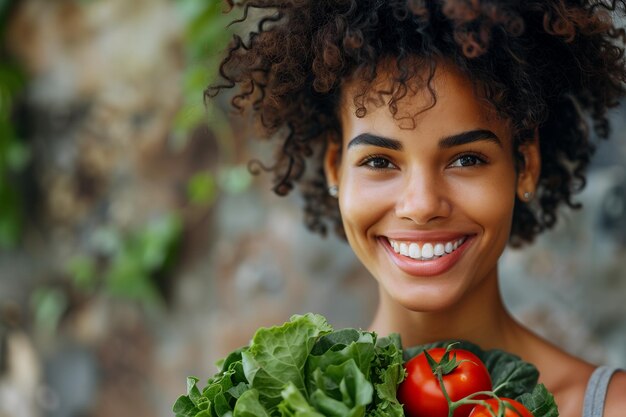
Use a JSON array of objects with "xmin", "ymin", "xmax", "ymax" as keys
[{"xmin": 209, "ymin": 1, "xmax": 626, "ymax": 416}]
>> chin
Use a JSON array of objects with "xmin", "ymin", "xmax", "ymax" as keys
[{"xmin": 384, "ymin": 281, "xmax": 467, "ymax": 313}]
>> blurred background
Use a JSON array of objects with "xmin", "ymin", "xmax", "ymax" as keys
[{"xmin": 0, "ymin": 1, "xmax": 625, "ymax": 416}]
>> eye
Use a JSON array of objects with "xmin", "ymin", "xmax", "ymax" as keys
[
  {"xmin": 449, "ymin": 153, "xmax": 487, "ymax": 168},
  {"xmin": 361, "ymin": 155, "xmax": 397, "ymax": 170}
]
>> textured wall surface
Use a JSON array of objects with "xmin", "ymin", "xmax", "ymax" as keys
[{"xmin": 0, "ymin": 1, "xmax": 625, "ymax": 417}]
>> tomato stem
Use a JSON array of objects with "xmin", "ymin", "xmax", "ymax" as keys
[
  {"xmin": 434, "ymin": 368, "xmax": 456, "ymax": 417},
  {"xmin": 435, "ymin": 368, "xmax": 506, "ymax": 417},
  {"xmin": 431, "ymin": 343, "xmax": 508, "ymax": 417}
]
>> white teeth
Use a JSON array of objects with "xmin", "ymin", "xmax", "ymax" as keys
[
  {"xmin": 421, "ymin": 243, "xmax": 434, "ymax": 259},
  {"xmin": 388, "ymin": 236, "xmax": 467, "ymax": 261}
]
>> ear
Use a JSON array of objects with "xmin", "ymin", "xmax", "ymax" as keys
[
  {"xmin": 323, "ymin": 137, "xmax": 342, "ymax": 190},
  {"xmin": 516, "ymin": 129, "xmax": 541, "ymax": 201}
]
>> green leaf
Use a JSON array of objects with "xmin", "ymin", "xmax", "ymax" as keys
[
  {"xmin": 517, "ymin": 384, "xmax": 559, "ymax": 417},
  {"xmin": 485, "ymin": 350, "xmax": 539, "ymax": 398},
  {"xmin": 310, "ymin": 389, "xmax": 351, "ymax": 417},
  {"xmin": 217, "ymin": 348, "xmax": 247, "ymax": 374},
  {"xmin": 374, "ymin": 362, "xmax": 404, "ymax": 404},
  {"xmin": 5, "ymin": 141, "xmax": 30, "ymax": 171},
  {"xmin": 310, "ymin": 328, "xmax": 362, "ymax": 355},
  {"xmin": 214, "ymin": 391, "xmax": 233, "ymax": 417},
  {"xmin": 242, "ymin": 314, "xmax": 332, "ymax": 412},
  {"xmin": 30, "ymin": 287, "xmax": 68, "ymax": 336},
  {"xmin": 227, "ymin": 383, "xmax": 249, "ymax": 400},
  {"xmin": 369, "ymin": 335, "xmax": 405, "ymax": 417},
  {"xmin": 233, "ymin": 389, "xmax": 271, "ymax": 417},
  {"xmin": 337, "ymin": 360, "xmax": 373, "ymax": 408},
  {"xmin": 278, "ymin": 382, "xmax": 325, "ymax": 417},
  {"xmin": 188, "ymin": 171, "xmax": 217, "ymax": 206},
  {"xmin": 307, "ymin": 331, "xmax": 376, "ymax": 384},
  {"xmin": 188, "ymin": 377, "xmax": 203, "ymax": 405},
  {"xmin": 173, "ymin": 395, "xmax": 201, "ymax": 417},
  {"xmin": 67, "ymin": 256, "xmax": 97, "ymax": 291}
]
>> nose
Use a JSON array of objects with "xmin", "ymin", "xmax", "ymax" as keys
[{"xmin": 394, "ymin": 169, "xmax": 452, "ymax": 225}]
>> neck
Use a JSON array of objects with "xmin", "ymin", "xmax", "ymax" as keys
[{"xmin": 368, "ymin": 269, "xmax": 525, "ymax": 353}]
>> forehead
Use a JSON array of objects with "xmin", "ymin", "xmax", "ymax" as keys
[{"xmin": 338, "ymin": 60, "xmax": 511, "ymax": 140}]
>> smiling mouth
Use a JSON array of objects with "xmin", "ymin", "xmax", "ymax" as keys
[{"xmin": 387, "ymin": 236, "xmax": 468, "ymax": 261}]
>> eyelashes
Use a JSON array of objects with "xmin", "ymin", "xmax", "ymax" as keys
[
  {"xmin": 358, "ymin": 151, "xmax": 489, "ymax": 170},
  {"xmin": 448, "ymin": 152, "xmax": 489, "ymax": 167},
  {"xmin": 360, "ymin": 154, "xmax": 397, "ymax": 170}
]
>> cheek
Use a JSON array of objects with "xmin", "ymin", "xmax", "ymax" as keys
[
  {"xmin": 450, "ymin": 171, "xmax": 517, "ymax": 243},
  {"xmin": 338, "ymin": 173, "xmax": 399, "ymax": 238}
]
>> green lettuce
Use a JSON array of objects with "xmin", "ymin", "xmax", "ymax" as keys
[{"xmin": 173, "ymin": 313, "xmax": 404, "ymax": 417}]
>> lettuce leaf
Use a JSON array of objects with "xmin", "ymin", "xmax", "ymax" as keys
[
  {"xmin": 243, "ymin": 313, "xmax": 333, "ymax": 413},
  {"xmin": 233, "ymin": 389, "xmax": 271, "ymax": 417}
]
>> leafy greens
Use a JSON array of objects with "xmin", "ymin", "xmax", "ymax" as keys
[
  {"xmin": 173, "ymin": 313, "xmax": 558, "ymax": 417},
  {"xmin": 173, "ymin": 313, "xmax": 404, "ymax": 417}
]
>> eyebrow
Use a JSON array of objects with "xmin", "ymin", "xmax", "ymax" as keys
[
  {"xmin": 347, "ymin": 129, "xmax": 502, "ymax": 150},
  {"xmin": 439, "ymin": 129, "xmax": 502, "ymax": 148},
  {"xmin": 347, "ymin": 133, "xmax": 403, "ymax": 150}
]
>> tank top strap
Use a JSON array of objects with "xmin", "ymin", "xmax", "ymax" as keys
[{"xmin": 582, "ymin": 365, "xmax": 622, "ymax": 417}]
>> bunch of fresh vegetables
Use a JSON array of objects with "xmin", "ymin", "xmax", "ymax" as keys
[{"xmin": 173, "ymin": 314, "xmax": 559, "ymax": 417}]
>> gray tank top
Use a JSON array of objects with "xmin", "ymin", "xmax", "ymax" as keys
[{"xmin": 582, "ymin": 366, "xmax": 622, "ymax": 417}]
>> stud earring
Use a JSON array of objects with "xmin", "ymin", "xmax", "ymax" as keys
[
  {"xmin": 523, "ymin": 191, "xmax": 533, "ymax": 201},
  {"xmin": 328, "ymin": 185, "xmax": 339, "ymax": 198}
]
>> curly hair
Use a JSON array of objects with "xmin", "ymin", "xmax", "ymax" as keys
[{"xmin": 208, "ymin": 0, "xmax": 626, "ymax": 246}]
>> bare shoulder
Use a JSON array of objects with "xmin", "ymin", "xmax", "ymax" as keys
[{"xmin": 604, "ymin": 370, "xmax": 626, "ymax": 417}]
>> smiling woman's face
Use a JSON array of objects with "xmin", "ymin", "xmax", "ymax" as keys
[{"xmin": 324, "ymin": 62, "xmax": 540, "ymax": 312}]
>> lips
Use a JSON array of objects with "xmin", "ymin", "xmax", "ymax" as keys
[{"xmin": 380, "ymin": 233, "xmax": 475, "ymax": 277}]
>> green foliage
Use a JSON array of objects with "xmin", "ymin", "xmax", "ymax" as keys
[
  {"xmin": 30, "ymin": 287, "xmax": 68, "ymax": 336},
  {"xmin": 55, "ymin": 2, "xmax": 235, "ymax": 305},
  {"xmin": 174, "ymin": 0, "xmax": 234, "ymax": 146},
  {"xmin": 67, "ymin": 214, "xmax": 183, "ymax": 306},
  {"xmin": 67, "ymin": 255, "xmax": 98, "ymax": 291},
  {"xmin": 173, "ymin": 314, "xmax": 406, "ymax": 417},
  {"xmin": 188, "ymin": 171, "xmax": 218, "ymax": 206},
  {"xmin": 174, "ymin": 316, "xmax": 560, "ymax": 417},
  {"xmin": 176, "ymin": 1, "xmax": 253, "ymax": 206},
  {"xmin": 218, "ymin": 165, "xmax": 253, "ymax": 195},
  {"xmin": 0, "ymin": 1, "xmax": 28, "ymax": 249}
]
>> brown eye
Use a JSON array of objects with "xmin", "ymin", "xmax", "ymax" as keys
[
  {"xmin": 450, "ymin": 153, "xmax": 487, "ymax": 168},
  {"xmin": 363, "ymin": 156, "xmax": 396, "ymax": 170}
]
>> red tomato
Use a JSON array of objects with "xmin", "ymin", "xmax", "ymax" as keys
[
  {"xmin": 398, "ymin": 348, "xmax": 492, "ymax": 417},
  {"xmin": 468, "ymin": 398, "xmax": 534, "ymax": 417}
]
